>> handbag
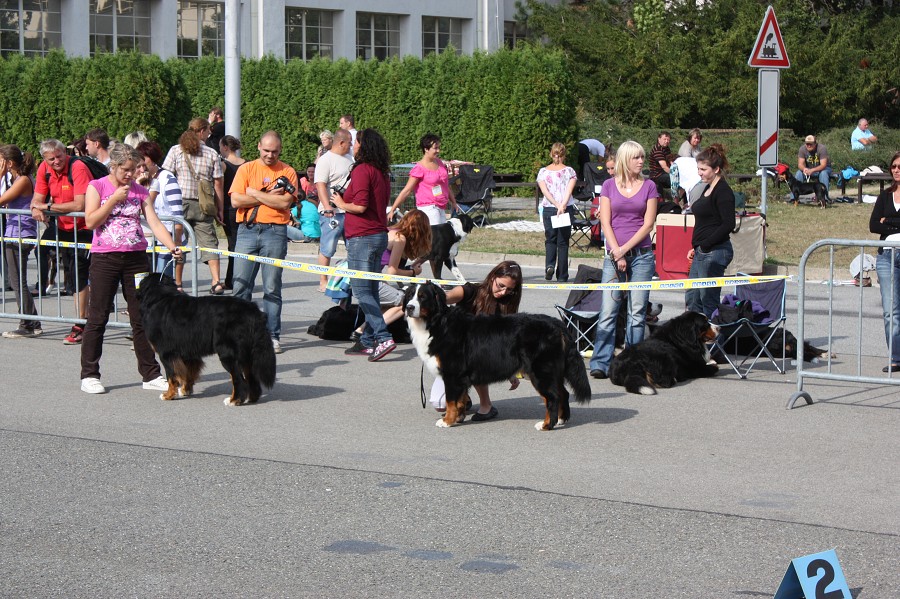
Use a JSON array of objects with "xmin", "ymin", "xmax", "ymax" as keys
[{"xmin": 184, "ymin": 151, "xmax": 217, "ymax": 216}]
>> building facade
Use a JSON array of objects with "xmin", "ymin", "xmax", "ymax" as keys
[{"xmin": 0, "ymin": 0, "xmax": 547, "ymax": 61}]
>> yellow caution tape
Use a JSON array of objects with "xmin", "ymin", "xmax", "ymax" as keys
[{"xmin": 10, "ymin": 238, "xmax": 787, "ymax": 290}]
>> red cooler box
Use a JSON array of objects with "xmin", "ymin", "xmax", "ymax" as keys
[{"xmin": 653, "ymin": 213, "xmax": 766, "ymax": 280}]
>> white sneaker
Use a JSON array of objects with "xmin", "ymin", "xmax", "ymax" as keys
[
  {"xmin": 272, "ymin": 338, "xmax": 283, "ymax": 354},
  {"xmin": 81, "ymin": 377, "xmax": 106, "ymax": 394},
  {"xmin": 142, "ymin": 376, "xmax": 168, "ymax": 391}
]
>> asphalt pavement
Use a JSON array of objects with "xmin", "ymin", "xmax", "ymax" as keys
[{"xmin": 1, "ymin": 248, "xmax": 897, "ymax": 598}]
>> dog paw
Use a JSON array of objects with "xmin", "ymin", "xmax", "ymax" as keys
[
  {"xmin": 223, "ymin": 397, "xmax": 238, "ymax": 406},
  {"xmin": 159, "ymin": 393, "xmax": 171, "ymax": 401},
  {"xmin": 436, "ymin": 419, "xmax": 452, "ymax": 428},
  {"xmin": 177, "ymin": 388, "xmax": 186, "ymax": 398},
  {"xmin": 534, "ymin": 421, "xmax": 548, "ymax": 431},
  {"xmin": 557, "ymin": 419, "xmax": 566, "ymax": 427}
]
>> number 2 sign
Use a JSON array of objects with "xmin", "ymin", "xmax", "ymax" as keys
[{"xmin": 774, "ymin": 549, "xmax": 852, "ymax": 599}]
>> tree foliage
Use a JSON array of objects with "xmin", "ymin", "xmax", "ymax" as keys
[{"xmin": 523, "ymin": 0, "xmax": 900, "ymax": 132}]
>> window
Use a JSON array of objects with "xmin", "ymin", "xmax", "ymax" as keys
[
  {"xmin": 178, "ymin": 1, "xmax": 223, "ymax": 59},
  {"xmin": 422, "ymin": 16, "xmax": 461, "ymax": 57},
  {"xmin": 504, "ymin": 20, "xmax": 528, "ymax": 49},
  {"xmin": 0, "ymin": 0, "xmax": 62, "ymax": 57},
  {"xmin": 89, "ymin": 0, "xmax": 151, "ymax": 55},
  {"xmin": 285, "ymin": 8, "xmax": 332, "ymax": 61},
  {"xmin": 356, "ymin": 12, "xmax": 398, "ymax": 61}
]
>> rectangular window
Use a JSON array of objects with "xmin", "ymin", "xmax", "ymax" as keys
[
  {"xmin": 285, "ymin": 7, "xmax": 332, "ymax": 61},
  {"xmin": 356, "ymin": 12, "xmax": 398, "ymax": 61},
  {"xmin": 422, "ymin": 16, "xmax": 462, "ymax": 57},
  {"xmin": 0, "ymin": 0, "xmax": 62, "ymax": 57},
  {"xmin": 504, "ymin": 20, "xmax": 528, "ymax": 49},
  {"xmin": 178, "ymin": 1, "xmax": 224, "ymax": 59},
  {"xmin": 90, "ymin": 0, "xmax": 151, "ymax": 55}
]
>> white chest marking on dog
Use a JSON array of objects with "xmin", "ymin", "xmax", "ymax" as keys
[{"xmin": 408, "ymin": 317, "xmax": 439, "ymax": 375}]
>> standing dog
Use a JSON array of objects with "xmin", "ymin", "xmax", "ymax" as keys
[
  {"xmin": 138, "ymin": 273, "xmax": 276, "ymax": 406},
  {"xmin": 779, "ymin": 171, "xmax": 830, "ymax": 208},
  {"xmin": 404, "ymin": 282, "xmax": 591, "ymax": 430},
  {"xmin": 424, "ymin": 214, "xmax": 475, "ymax": 282}
]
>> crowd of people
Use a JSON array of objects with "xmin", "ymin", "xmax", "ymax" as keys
[{"xmin": 0, "ymin": 113, "xmax": 898, "ymax": 407}]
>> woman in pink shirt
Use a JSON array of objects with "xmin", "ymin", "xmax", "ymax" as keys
[
  {"xmin": 388, "ymin": 133, "xmax": 459, "ymax": 225},
  {"xmin": 79, "ymin": 144, "xmax": 183, "ymax": 395}
]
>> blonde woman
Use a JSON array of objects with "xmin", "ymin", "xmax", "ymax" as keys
[
  {"xmin": 536, "ymin": 142, "xmax": 577, "ymax": 282},
  {"xmin": 589, "ymin": 140, "xmax": 658, "ymax": 379}
]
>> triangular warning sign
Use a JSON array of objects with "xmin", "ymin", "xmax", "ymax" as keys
[{"xmin": 748, "ymin": 6, "xmax": 790, "ymax": 68}]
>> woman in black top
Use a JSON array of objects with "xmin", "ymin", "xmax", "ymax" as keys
[
  {"xmin": 869, "ymin": 151, "xmax": 900, "ymax": 373},
  {"xmin": 219, "ymin": 135, "xmax": 245, "ymax": 290},
  {"xmin": 685, "ymin": 144, "xmax": 735, "ymax": 317}
]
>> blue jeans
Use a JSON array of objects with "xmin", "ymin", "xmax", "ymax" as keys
[
  {"xmin": 589, "ymin": 249, "xmax": 655, "ymax": 371},
  {"xmin": 794, "ymin": 168, "xmax": 832, "ymax": 189},
  {"xmin": 875, "ymin": 249, "xmax": 900, "ymax": 364},
  {"xmin": 318, "ymin": 212, "xmax": 345, "ymax": 258},
  {"xmin": 346, "ymin": 232, "xmax": 390, "ymax": 348},
  {"xmin": 685, "ymin": 240, "xmax": 733, "ymax": 317},
  {"xmin": 542, "ymin": 205, "xmax": 575, "ymax": 281},
  {"xmin": 232, "ymin": 223, "xmax": 288, "ymax": 339}
]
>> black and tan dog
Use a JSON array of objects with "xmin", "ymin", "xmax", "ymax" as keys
[{"xmin": 779, "ymin": 171, "xmax": 830, "ymax": 209}]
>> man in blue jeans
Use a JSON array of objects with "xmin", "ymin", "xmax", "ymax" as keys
[{"xmin": 229, "ymin": 131, "xmax": 298, "ymax": 354}]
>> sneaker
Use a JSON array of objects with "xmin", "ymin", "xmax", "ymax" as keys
[
  {"xmin": 81, "ymin": 377, "xmax": 106, "ymax": 394},
  {"xmin": 142, "ymin": 376, "xmax": 168, "ymax": 391},
  {"xmin": 272, "ymin": 338, "xmax": 283, "ymax": 354},
  {"xmin": 3, "ymin": 327, "xmax": 41, "ymax": 339},
  {"xmin": 344, "ymin": 340, "xmax": 373, "ymax": 356},
  {"xmin": 590, "ymin": 369, "xmax": 608, "ymax": 379},
  {"xmin": 368, "ymin": 338, "xmax": 397, "ymax": 362},
  {"xmin": 63, "ymin": 325, "xmax": 84, "ymax": 345}
]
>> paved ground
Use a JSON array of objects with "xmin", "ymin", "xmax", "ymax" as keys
[{"xmin": 1, "ymin": 249, "xmax": 897, "ymax": 598}]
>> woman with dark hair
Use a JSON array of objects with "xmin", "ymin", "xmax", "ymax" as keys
[
  {"xmin": 869, "ymin": 151, "xmax": 900, "ymax": 373},
  {"xmin": 0, "ymin": 144, "xmax": 40, "ymax": 338},
  {"xmin": 219, "ymin": 135, "xmax": 245, "ymax": 289},
  {"xmin": 330, "ymin": 128, "xmax": 397, "ymax": 362},
  {"xmin": 79, "ymin": 144, "xmax": 182, "ymax": 395},
  {"xmin": 162, "ymin": 117, "xmax": 225, "ymax": 294},
  {"xmin": 136, "ymin": 141, "xmax": 183, "ymax": 279},
  {"xmin": 685, "ymin": 143, "xmax": 735, "ymax": 317},
  {"xmin": 429, "ymin": 260, "xmax": 524, "ymax": 420},
  {"xmin": 388, "ymin": 133, "xmax": 458, "ymax": 224}
]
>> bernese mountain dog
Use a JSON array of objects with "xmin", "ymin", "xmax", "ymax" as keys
[
  {"xmin": 608, "ymin": 311, "xmax": 720, "ymax": 395},
  {"xmin": 138, "ymin": 272, "xmax": 276, "ymax": 406},
  {"xmin": 404, "ymin": 282, "xmax": 592, "ymax": 430},
  {"xmin": 424, "ymin": 214, "xmax": 476, "ymax": 282}
]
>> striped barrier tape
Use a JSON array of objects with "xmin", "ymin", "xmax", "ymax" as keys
[{"xmin": 7, "ymin": 238, "xmax": 788, "ymax": 290}]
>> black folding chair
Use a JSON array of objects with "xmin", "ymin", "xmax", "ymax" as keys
[
  {"xmin": 570, "ymin": 162, "xmax": 609, "ymax": 250},
  {"xmin": 454, "ymin": 164, "xmax": 496, "ymax": 227},
  {"xmin": 713, "ymin": 276, "xmax": 787, "ymax": 379},
  {"xmin": 555, "ymin": 265, "xmax": 604, "ymax": 354}
]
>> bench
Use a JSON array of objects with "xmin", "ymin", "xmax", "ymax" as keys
[{"xmin": 840, "ymin": 172, "xmax": 893, "ymax": 203}]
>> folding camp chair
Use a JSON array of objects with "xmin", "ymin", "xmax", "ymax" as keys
[
  {"xmin": 454, "ymin": 164, "xmax": 496, "ymax": 227},
  {"xmin": 571, "ymin": 162, "xmax": 610, "ymax": 251},
  {"xmin": 713, "ymin": 275, "xmax": 787, "ymax": 379},
  {"xmin": 555, "ymin": 264, "xmax": 604, "ymax": 354}
]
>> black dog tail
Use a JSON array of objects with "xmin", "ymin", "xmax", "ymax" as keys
[
  {"xmin": 564, "ymin": 333, "xmax": 592, "ymax": 404},
  {"xmin": 252, "ymin": 317, "xmax": 277, "ymax": 389}
]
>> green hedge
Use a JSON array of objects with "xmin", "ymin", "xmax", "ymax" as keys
[{"xmin": 0, "ymin": 47, "xmax": 577, "ymax": 178}]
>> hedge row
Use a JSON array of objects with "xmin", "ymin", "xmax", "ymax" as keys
[{"xmin": 0, "ymin": 47, "xmax": 577, "ymax": 177}]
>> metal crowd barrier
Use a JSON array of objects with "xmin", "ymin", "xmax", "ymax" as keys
[
  {"xmin": 788, "ymin": 238, "xmax": 900, "ymax": 409},
  {"xmin": 0, "ymin": 208, "xmax": 199, "ymax": 332}
]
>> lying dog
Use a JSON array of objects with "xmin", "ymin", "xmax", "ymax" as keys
[
  {"xmin": 138, "ymin": 273, "xmax": 276, "ymax": 406},
  {"xmin": 404, "ymin": 282, "xmax": 591, "ymax": 430},
  {"xmin": 725, "ymin": 328, "xmax": 833, "ymax": 363},
  {"xmin": 424, "ymin": 213, "xmax": 475, "ymax": 282},
  {"xmin": 609, "ymin": 311, "xmax": 720, "ymax": 395},
  {"xmin": 779, "ymin": 171, "xmax": 830, "ymax": 208}
]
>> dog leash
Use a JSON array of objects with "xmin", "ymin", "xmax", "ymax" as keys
[{"xmin": 419, "ymin": 364, "xmax": 427, "ymax": 409}]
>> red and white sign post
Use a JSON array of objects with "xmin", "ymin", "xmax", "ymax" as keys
[{"xmin": 748, "ymin": 6, "xmax": 789, "ymax": 215}]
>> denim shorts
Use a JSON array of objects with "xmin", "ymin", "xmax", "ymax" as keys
[{"xmin": 318, "ymin": 212, "xmax": 345, "ymax": 259}]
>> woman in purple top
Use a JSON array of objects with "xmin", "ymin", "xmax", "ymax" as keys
[
  {"xmin": 79, "ymin": 144, "xmax": 183, "ymax": 395},
  {"xmin": 0, "ymin": 144, "xmax": 40, "ymax": 338},
  {"xmin": 589, "ymin": 140, "xmax": 658, "ymax": 379}
]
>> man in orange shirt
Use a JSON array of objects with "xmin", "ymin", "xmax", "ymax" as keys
[{"xmin": 229, "ymin": 131, "xmax": 298, "ymax": 354}]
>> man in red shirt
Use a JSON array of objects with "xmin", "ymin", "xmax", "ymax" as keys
[{"xmin": 30, "ymin": 139, "xmax": 93, "ymax": 345}]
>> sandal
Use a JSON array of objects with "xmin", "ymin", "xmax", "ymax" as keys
[{"xmin": 210, "ymin": 282, "xmax": 225, "ymax": 295}]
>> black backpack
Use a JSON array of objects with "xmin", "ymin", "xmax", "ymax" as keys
[{"xmin": 45, "ymin": 155, "xmax": 109, "ymax": 188}]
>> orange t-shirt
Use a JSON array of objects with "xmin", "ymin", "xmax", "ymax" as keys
[{"xmin": 229, "ymin": 160, "xmax": 298, "ymax": 225}]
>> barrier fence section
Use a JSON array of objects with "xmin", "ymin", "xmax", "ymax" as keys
[
  {"xmin": 0, "ymin": 208, "xmax": 198, "ymax": 331},
  {"xmin": 788, "ymin": 238, "xmax": 900, "ymax": 409}
]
